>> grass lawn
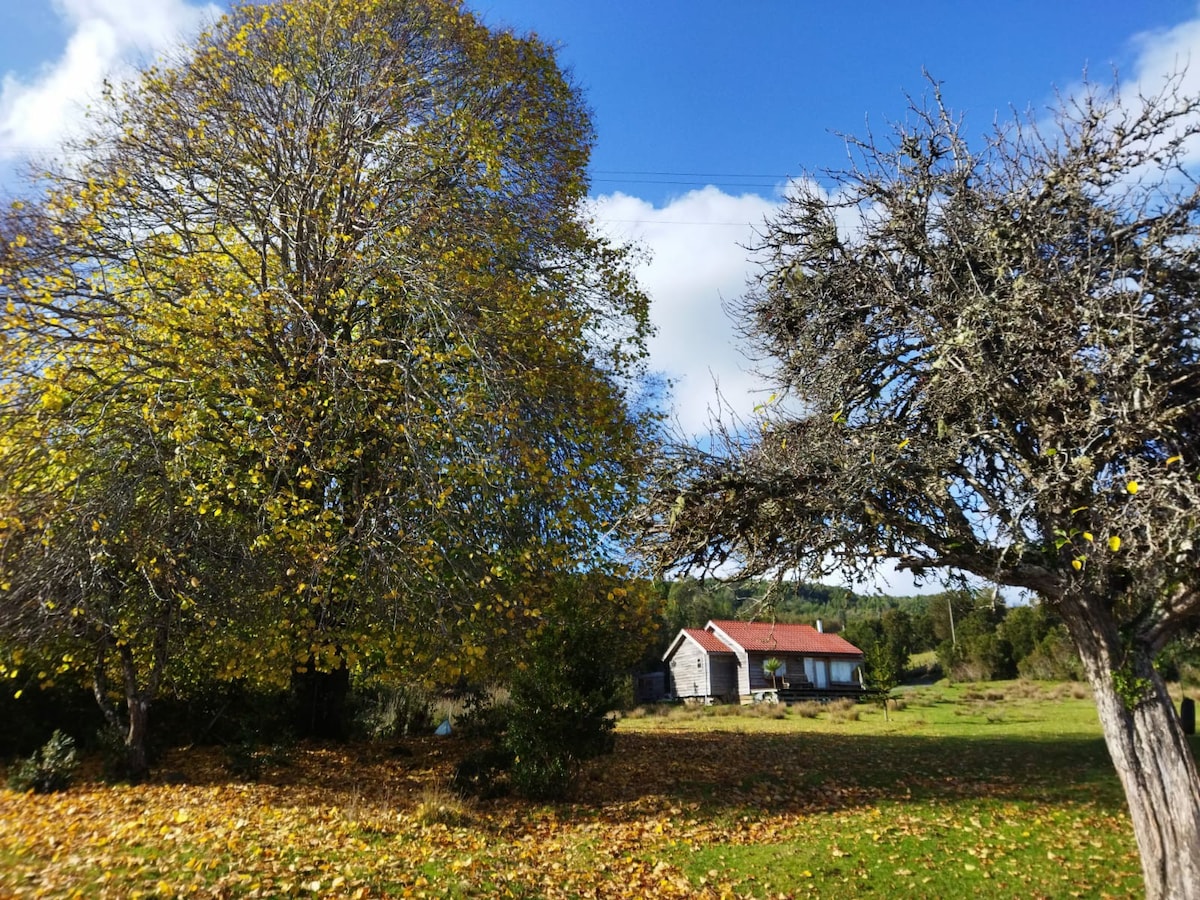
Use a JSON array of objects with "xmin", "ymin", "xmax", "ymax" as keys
[{"xmin": 0, "ymin": 680, "xmax": 1183, "ymax": 898}]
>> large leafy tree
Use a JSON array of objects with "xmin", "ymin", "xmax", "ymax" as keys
[
  {"xmin": 644, "ymin": 80, "xmax": 1200, "ymax": 898},
  {"xmin": 0, "ymin": 0, "xmax": 652, "ymax": 775}
]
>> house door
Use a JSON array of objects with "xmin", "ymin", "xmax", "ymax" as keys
[{"xmin": 814, "ymin": 659, "xmax": 828, "ymax": 688}]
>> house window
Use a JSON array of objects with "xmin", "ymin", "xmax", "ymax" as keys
[{"xmin": 831, "ymin": 660, "xmax": 856, "ymax": 682}]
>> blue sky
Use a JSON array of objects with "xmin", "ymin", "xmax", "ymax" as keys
[
  {"xmin": 4, "ymin": 1, "xmax": 1200, "ymax": 592},
  {"xmin": 474, "ymin": 1, "xmax": 1199, "ymax": 203}
]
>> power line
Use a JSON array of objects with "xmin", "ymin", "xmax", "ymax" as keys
[
  {"xmin": 592, "ymin": 179, "xmax": 782, "ymax": 191},
  {"xmin": 595, "ymin": 218, "xmax": 763, "ymax": 227},
  {"xmin": 592, "ymin": 169, "xmax": 793, "ymax": 180},
  {"xmin": 0, "ymin": 151, "xmax": 796, "ymax": 184},
  {"xmin": 591, "ymin": 169, "xmax": 792, "ymax": 191},
  {"xmin": 0, "ymin": 151, "xmax": 786, "ymax": 225}
]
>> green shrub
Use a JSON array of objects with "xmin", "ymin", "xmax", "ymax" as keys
[
  {"xmin": 509, "ymin": 750, "xmax": 573, "ymax": 801},
  {"xmin": 7, "ymin": 729, "xmax": 78, "ymax": 793},
  {"xmin": 501, "ymin": 612, "xmax": 625, "ymax": 800},
  {"xmin": 454, "ymin": 687, "xmax": 513, "ymax": 740},
  {"xmin": 450, "ymin": 607, "xmax": 630, "ymax": 801},
  {"xmin": 1018, "ymin": 626, "xmax": 1084, "ymax": 681},
  {"xmin": 447, "ymin": 575, "xmax": 650, "ymax": 802}
]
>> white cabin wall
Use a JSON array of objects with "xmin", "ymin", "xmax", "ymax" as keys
[{"xmin": 667, "ymin": 639, "xmax": 708, "ymax": 697}]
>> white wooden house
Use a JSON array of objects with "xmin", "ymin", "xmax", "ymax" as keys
[{"xmin": 663, "ymin": 619, "xmax": 864, "ymax": 702}]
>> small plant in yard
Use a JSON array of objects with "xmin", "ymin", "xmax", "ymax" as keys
[
  {"xmin": 864, "ymin": 641, "xmax": 899, "ymax": 721},
  {"xmin": 763, "ymin": 657, "xmax": 783, "ymax": 691},
  {"xmin": 7, "ymin": 729, "xmax": 78, "ymax": 793},
  {"xmin": 792, "ymin": 701, "xmax": 823, "ymax": 718},
  {"xmin": 413, "ymin": 784, "xmax": 474, "ymax": 828},
  {"xmin": 747, "ymin": 701, "xmax": 787, "ymax": 719},
  {"xmin": 450, "ymin": 599, "xmax": 631, "ymax": 801},
  {"xmin": 500, "ymin": 602, "xmax": 631, "ymax": 800},
  {"xmin": 827, "ymin": 698, "xmax": 860, "ymax": 723}
]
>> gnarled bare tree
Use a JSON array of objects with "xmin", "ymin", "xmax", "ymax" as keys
[{"xmin": 643, "ymin": 78, "xmax": 1200, "ymax": 898}]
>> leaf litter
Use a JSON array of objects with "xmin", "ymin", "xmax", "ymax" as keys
[{"xmin": 0, "ymin": 721, "xmax": 1143, "ymax": 898}]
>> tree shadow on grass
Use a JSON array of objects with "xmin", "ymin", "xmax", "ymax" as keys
[
  {"xmin": 576, "ymin": 730, "xmax": 1138, "ymax": 818},
  {"xmin": 143, "ymin": 728, "xmax": 1199, "ymax": 828}
]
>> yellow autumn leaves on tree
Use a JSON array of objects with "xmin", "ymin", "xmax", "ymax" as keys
[{"xmin": 0, "ymin": 0, "xmax": 656, "ymax": 776}]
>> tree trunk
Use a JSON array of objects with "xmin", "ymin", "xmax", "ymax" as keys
[
  {"xmin": 291, "ymin": 659, "xmax": 351, "ymax": 741},
  {"xmin": 1063, "ymin": 597, "xmax": 1200, "ymax": 899},
  {"xmin": 91, "ymin": 635, "xmax": 122, "ymax": 732},
  {"xmin": 118, "ymin": 644, "xmax": 153, "ymax": 781},
  {"xmin": 125, "ymin": 694, "xmax": 151, "ymax": 781}
]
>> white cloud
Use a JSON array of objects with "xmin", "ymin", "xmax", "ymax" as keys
[
  {"xmin": 825, "ymin": 559, "xmax": 1022, "ymax": 601},
  {"xmin": 1128, "ymin": 12, "xmax": 1200, "ymax": 165},
  {"xmin": 592, "ymin": 186, "xmax": 783, "ymax": 438},
  {"xmin": 0, "ymin": 0, "xmax": 219, "ymax": 162},
  {"xmin": 596, "ymin": 183, "xmax": 1016, "ymax": 597},
  {"xmin": 1129, "ymin": 13, "xmax": 1200, "ymax": 97},
  {"xmin": 1033, "ymin": 10, "xmax": 1200, "ymax": 172}
]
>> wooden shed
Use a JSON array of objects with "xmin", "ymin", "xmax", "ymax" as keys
[{"xmin": 663, "ymin": 627, "xmax": 739, "ymax": 701}]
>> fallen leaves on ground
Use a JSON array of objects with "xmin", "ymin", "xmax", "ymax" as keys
[{"xmin": 0, "ymin": 728, "xmax": 1142, "ymax": 898}]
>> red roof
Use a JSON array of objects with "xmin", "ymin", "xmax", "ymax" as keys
[
  {"xmin": 707, "ymin": 620, "xmax": 863, "ymax": 657},
  {"xmin": 682, "ymin": 627, "xmax": 736, "ymax": 654}
]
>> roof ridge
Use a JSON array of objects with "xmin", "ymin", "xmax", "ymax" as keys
[
  {"xmin": 708, "ymin": 618, "xmax": 817, "ymax": 629},
  {"xmin": 704, "ymin": 619, "xmax": 863, "ymax": 656}
]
